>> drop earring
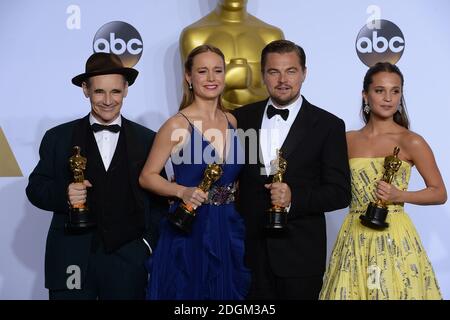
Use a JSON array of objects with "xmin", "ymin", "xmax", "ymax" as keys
[
  {"xmin": 188, "ymin": 82, "xmax": 193, "ymax": 90},
  {"xmin": 364, "ymin": 103, "xmax": 370, "ymax": 114}
]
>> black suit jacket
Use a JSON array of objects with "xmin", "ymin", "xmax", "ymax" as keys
[
  {"xmin": 26, "ymin": 114, "xmax": 166, "ymax": 289},
  {"xmin": 233, "ymin": 97, "xmax": 351, "ymax": 277}
]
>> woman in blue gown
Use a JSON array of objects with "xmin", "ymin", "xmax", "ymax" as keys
[{"xmin": 139, "ymin": 44, "xmax": 250, "ymax": 299}]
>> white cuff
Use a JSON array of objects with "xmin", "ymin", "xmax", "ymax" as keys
[{"xmin": 142, "ymin": 238, "xmax": 152, "ymax": 255}]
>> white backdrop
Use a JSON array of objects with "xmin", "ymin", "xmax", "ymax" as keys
[{"xmin": 0, "ymin": 0, "xmax": 449, "ymax": 299}]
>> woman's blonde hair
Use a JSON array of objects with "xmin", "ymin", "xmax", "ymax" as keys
[{"xmin": 179, "ymin": 44, "xmax": 226, "ymax": 111}]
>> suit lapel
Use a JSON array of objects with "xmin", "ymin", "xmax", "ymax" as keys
[
  {"xmin": 70, "ymin": 114, "xmax": 91, "ymax": 160},
  {"xmin": 122, "ymin": 117, "xmax": 146, "ymax": 212},
  {"xmin": 248, "ymin": 100, "xmax": 267, "ymax": 131},
  {"xmin": 122, "ymin": 117, "xmax": 143, "ymax": 168},
  {"xmin": 248, "ymin": 100, "xmax": 269, "ymax": 182},
  {"xmin": 280, "ymin": 97, "xmax": 317, "ymax": 160}
]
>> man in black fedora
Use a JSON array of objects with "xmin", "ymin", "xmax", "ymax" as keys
[{"xmin": 26, "ymin": 52, "xmax": 166, "ymax": 299}]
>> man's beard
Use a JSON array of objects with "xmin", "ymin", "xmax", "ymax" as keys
[{"xmin": 271, "ymin": 91, "xmax": 300, "ymax": 107}]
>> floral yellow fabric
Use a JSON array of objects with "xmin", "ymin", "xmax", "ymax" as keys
[{"xmin": 320, "ymin": 158, "xmax": 442, "ymax": 300}]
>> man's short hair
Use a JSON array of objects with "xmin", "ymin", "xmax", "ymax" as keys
[{"xmin": 261, "ymin": 40, "xmax": 306, "ymax": 72}]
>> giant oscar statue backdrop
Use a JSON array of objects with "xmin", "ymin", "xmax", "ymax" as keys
[
  {"xmin": 0, "ymin": 128, "xmax": 22, "ymax": 177},
  {"xmin": 179, "ymin": 0, "xmax": 284, "ymax": 109}
]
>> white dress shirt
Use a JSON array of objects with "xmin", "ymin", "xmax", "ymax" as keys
[
  {"xmin": 89, "ymin": 114, "xmax": 121, "ymax": 171},
  {"xmin": 260, "ymin": 95, "xmax": 303, "ymax": 211},
  {"xmin": 260, "ymin": 95, "xmax": 303, "ymax": 176}
]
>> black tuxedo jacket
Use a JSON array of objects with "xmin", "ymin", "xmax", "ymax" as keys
[
  {"xmin": 233, "ymin": 97, "xmax": 351, "ymax": 277},
  {"xmin": 26, "ymin": 114, "xmax": 166, "ymax": 289}
]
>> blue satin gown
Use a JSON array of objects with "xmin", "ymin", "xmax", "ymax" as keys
[{"xmin": 146, "ymin": 119, "xmax": 250, "ymax": 300}]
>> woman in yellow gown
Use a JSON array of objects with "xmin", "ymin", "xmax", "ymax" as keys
[{"xmin": 320, "ymin": 62, "xmax": 447, "ymax": 300}]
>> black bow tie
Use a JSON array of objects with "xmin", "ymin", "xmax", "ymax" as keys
[
  {"xmin": 91, "ymin": 123, "xmax": 121, "ymax": 133},
  {"xmin": 267, "ymin": 105, "xmax": 289, "ymax": 121}
]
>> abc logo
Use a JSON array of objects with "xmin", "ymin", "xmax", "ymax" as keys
[
  {"xmin": 93, "ymin": 21, "xmax": 143, "ymax": 67},
  {"xmin": 356, "ymin": 19, "xmax": 405, "ymax": 67}
]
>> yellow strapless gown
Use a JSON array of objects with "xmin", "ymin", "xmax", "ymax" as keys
[{"xmin": 320, "ymin": 158, "xmax": 442, "ymax": 300}]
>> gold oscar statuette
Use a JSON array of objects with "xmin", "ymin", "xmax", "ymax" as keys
[
  {"xmin": 179, "ymin": 0, "xmax": 284, "ymax": 109},
  {"xmin": 360, "ymin": 146, "xmax": 402, "ymax": 229},
  {"xmin": 266, "ymin": 149, "xmax": 288, "ymax": 229},
  {"xmin": 169, "ymin": 163, "xmax": 223, "ymax": 233},
  {"xmin": 66, "ymin": 146, "xmax": 96, "ymax": 231}
]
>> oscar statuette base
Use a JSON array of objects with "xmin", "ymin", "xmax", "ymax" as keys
[
  {"xmin": 265, "ymin": 207, "xmax": 287, "ymax": 230},
  {"xmin": 169, "ymin": 205, "xmax": 195, "ymax": 233},
  {"xmin": 66, "ymin": 208, "xmax": 96, "ymax": 232},
  {"xmin": 360, "ymin": 202, "xmax": 389, "ymax": 229}
]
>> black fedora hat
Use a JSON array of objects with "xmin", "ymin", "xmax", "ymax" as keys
[{"xmin": 71, "ymin": 52, "xmax": 138, "ymax": 87}]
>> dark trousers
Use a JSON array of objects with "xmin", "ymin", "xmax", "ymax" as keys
[
  {"xmin": 49, "ymin": 237, "xmax": 149, "ymax": 300},
  {"xmin": 247, "ymin": 245, "xmax": 323, "ymax": 300}
]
